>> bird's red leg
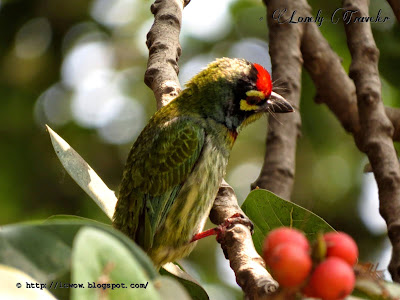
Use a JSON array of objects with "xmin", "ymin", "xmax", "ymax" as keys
[
  {"xmin": 191, "ymin": 228, "xmax": 219, "ymax": 242},
  {"xmin": 190, "ymin": 213, "xmax": 254, "ymax": 243}
]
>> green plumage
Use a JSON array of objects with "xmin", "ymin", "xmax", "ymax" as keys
[{"xmin": 113, "ymin": 58, "xmax": 291, "ymax": 267}]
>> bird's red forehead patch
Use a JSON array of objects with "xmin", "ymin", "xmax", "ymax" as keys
[{"xmin": 253, "ymin": 63, "xmax": 272, "ymax": 97}]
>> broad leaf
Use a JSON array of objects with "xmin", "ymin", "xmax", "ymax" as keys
[
  {"xmin": 0, "ymin": 215, "xmax": 157, "ymax": 299},
  {"xmin": 241, "ymin": 189, "xmax": 334, "ymax": 255},
  {"xmin": 43, "ymin": 215, "xmax": 157, "ymax": 278},
  {"xmin": 71, "ymin": 227, "xmax": 159, "ymax": 300}
]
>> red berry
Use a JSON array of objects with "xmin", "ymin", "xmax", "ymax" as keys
[
  {"xmin": 305, "ymin": 257, "xmax": 355, "ymax": 300},
  {"xmin": 268, "ymin": 243, "xmax": 312, "ymax": 287},
  {"xmin": 263, "ymin": 227, "xmax": 310, "ymax": 264},
  {"xmin": 324, "ymin": 232, "xmax": 358, "ymax": 266}
]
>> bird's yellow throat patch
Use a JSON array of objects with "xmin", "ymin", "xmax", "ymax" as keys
[{"xmin": 240, "ymin": 100, "xmax": 258, "ymax": 111}]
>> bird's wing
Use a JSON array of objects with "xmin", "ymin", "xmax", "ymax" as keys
[{"xmin": 115, "ymin": 117, "xmax": 205, "ymax": 250}]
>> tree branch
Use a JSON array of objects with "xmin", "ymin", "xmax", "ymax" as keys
[
  {"xmin": 210, "ymin": 180, "xmax": 278, "ymax": 298},
  {"xmin": 301, "ymin": 5, "xmax": 400, "ymax": 142},
  {"xmin": 145, "ymin": 0, "xmax": 188, "ymax": 108},
  {"xmin": 343, "ymin": 0, "xmax": 400, "ymax": 282},
  {"xmin": 301, "ymin": 12, "xmax": 400, "ymax": 143},
  {"xmin": 301, "ymin": 18, "xmax": 361, "ymax": 135},
  {"xmin": 252, "ymin": 0, "xmax": 304, "ymax": 201},
  {"xmin": 262, "ymin": 0, "xmax": 400, "ymax": 284},
  {"xmin": 385, "ymin": 107, "xmax": 400, "ymax": 141},
  {"xmin": 387, "ymin": 0, "xmax": 400, "ymax": 22},
  {"xmin": 145, "ymin": 0, "xmax": 276, "ymax": 296}
]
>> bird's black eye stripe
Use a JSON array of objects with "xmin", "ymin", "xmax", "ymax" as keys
[
  {"xmin": 246, "ymin": 96, "xmax": 267, "ymax": 107},
  {"xmin": 246, "ymin": 96, "xmax": 259, "ymax": 105}
]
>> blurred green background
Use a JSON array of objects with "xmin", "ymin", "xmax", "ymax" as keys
[{"xmin": 1, "ymin": 0, "xmax": 399, "ymax": 298}]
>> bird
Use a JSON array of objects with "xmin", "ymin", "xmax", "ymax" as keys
[{"xmin": 113, "ymin": 57, "xmax": 293, "ymax": 268}]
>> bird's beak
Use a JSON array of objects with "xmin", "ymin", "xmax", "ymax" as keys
[{"xmin": 258, "ymin": 91, "xmax": 294, "ymax": 113}]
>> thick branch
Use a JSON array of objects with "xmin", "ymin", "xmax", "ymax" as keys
[
  {"xmin": 387, "ymin": 0, "xmax": 400, "ymax": 22},
  {"xmin": 343, "ymin": 0, "xmax": 400, "ymax": 282},
  {"xmin": 145, "ymin": 0, "xmax": 274, "ymax": 296},
  {"xmin": 144, "ymin": 0, "xmax": 186, "ymax": 109},
  {"xmin": 210, "ymin": 180, "xmax": 278, "ymax": 298},
  {"xmin": 252, "ymin": 0, "xmax": 304, "ymax": 200}
]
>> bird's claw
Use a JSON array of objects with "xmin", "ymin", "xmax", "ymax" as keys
[
  {"xmin": 216, "ymin": 213, "xmax": 254, "ymax": 243},
  {"xmin": 190, "ymin": 213, "xmax": 254, "ymax": 244}
]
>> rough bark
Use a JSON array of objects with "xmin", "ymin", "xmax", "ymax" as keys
[
  {"xmin": 210, "ymin": 180, "xmax": 279, "ymax": 298},
  {"xmin": 256, "ymin": 0, "xmax": 400, "ymax": 202},
  {"xmin": 301, "ymin": 14, "xmax": 400, "ymax": 142},
  {"xmin": 261, "ymin": 0, "xmax": 400, "ymax": 282},
  {"xmin": 252, "ymin": 0, "xmax": 304, "ymax": 200},
  {"xmin": 302, "ymin": 19, "xmax": 361, "ymax": 136},
  {"xmin": 343, "ymin": 0, "xmax": 400, "ymax": 282},
  {"xmin": 145, "ymin": 0, "xmax": 186, "ymax": 109}
]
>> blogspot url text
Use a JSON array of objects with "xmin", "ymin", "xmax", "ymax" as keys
[{"xmin": 15, "ymin": 281, "xmax": 149, "ymax": 290}]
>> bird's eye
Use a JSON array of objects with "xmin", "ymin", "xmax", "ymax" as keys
[
  {"xmin": 239, "ymin": 90, "xmax": 267, "ymax": 111},
  {"xmin": 246, "ymin": 96, "xmax": 261, "ymax": 106}
]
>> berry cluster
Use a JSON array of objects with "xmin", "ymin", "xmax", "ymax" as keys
[{"xmin": 263, "ymin": 228, "xmax": 358, "ymax": 300}]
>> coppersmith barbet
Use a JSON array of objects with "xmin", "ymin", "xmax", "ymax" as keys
[{"xmin": 113, "ymin": 58, "xmax": 293, "ymax": 268}]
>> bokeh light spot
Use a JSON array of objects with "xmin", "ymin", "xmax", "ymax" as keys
[
  {"xmin": 34, "ymin": 84, "xmax": 72, "ymax": 127},
  {"xmin": 181, "ymin": 0, "xmax": 234, "ymax": 42},
  {"xmin": 91, "ymin": 0, "xmax": 137, "ymax": 28},
  {"xmin": 359, "ymin": 172, "xmax": 387, "ymax": 234},
  {"xmin": 98, "ymin": 97, "xmax": 145, "ymax": 145},
  {"xmin": 15, "ymin": 18, "xmax": 52, "ymax": 59},
  {"xmin": 61, "ymin": 40, "xmax": 114, "ymax": 89}
]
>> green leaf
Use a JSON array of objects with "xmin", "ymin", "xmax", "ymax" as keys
[
  {"xmin": 0, "ymin": 264, "xmax": 56, "ymax": 300},
  {"xmin": 241, "ymin": 189, "xmax": 334, "ymax": 255},
  {"xmin": 46, "ymin": 125, "xmax": 117, "ymax": 220},
  {"xmin": 0, "ymin": 224, "xmax": 72, "ymax": 299},
  {"xmin": 160, "ymin": 263, "xmax": 209, "ymax": 300},
  {"xmin": 71, "ymin": 227, "xmax": 160, "ymax": 300},
  {"xmin": 44, "ymin": 215, "xmax": 157, "ymax": 279},
  {"xmin": 0, "ymin": 215, "xmax": 157, "ymax": 299}
]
